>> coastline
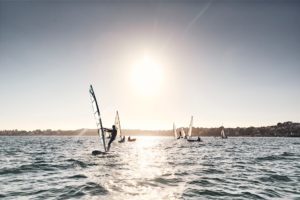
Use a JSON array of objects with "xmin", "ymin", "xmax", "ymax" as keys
[{"xmin": 1, "ymin": 121, "xmax": 299, "ymax": 137}]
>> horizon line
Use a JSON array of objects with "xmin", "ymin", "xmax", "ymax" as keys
[{"xmin": 1, "ymin": 121, "xmax": 298, "ymax": 132}]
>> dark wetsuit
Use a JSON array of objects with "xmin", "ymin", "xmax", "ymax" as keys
[{"xmin": 106, "ymin": 128, "xmax": 117, "ymax": 151}]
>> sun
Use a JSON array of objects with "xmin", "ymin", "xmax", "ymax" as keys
[{"xmin": 131, "ymin": 55, "xmax": 163, "ymax": 96}]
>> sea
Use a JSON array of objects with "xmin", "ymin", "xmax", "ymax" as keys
[{"xmin": 0, "ymin": 136, "xmax": 299, "ymax": 200}]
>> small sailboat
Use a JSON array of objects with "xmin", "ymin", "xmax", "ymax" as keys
[
  {"xmin": 187, "ymin": 116, "xmax": 202, "ymax": 142},
  {"xmin": 115, "ymin": 111, "xmax": 125, "ymax": 143},
  {"xmin": 181, "ymin": 127, "xmax": 186, "ymax": 139},
  {"xmin": 89, "ymin": 85, "xmax": 108, "ymax": 155},
  {"xmin": 221, "ymin": 127, "xmax": 227, "ymax": 139}
]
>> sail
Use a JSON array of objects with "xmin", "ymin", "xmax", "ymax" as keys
[
  {"xmin": 173, "ymin": 123, "xmax": 177, "ymax": 138},
  {"xmin": 89, "ymin": 85, "xmax": 107, "ymax": 152},
  {"xmin": 187, "ymin": 116, "xmax": 193, "ymax": 137},
  {"xmin": 115, "ymin": 111, "xmax": 122, "ymax": 138},
  {"xmin": 181, "ymin": 128, "xmax": 186, "ymax": 138},
  {"xmin": 221, "ymin": 128, "xmax": 227, "ymax": 138}
]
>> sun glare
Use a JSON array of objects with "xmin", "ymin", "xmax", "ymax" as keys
[{"xmin": 131, "ymin": 55, "xmax": 163, "ymax": 96}]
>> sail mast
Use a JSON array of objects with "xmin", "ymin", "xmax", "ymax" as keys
[
  {"xmin": 188, "ymin": 116, "xmax": 193, "ymax": 137},
  {"xmin": 89, "ymin": 85, "xmax": 107, "ymax": 152},
  {"xmin": 115, "ymin": 110, "xmax": 123, "ymax": 138},
  {"xmin": 118, "ymin": 111, "xmax": 122, "ymax": 137}
]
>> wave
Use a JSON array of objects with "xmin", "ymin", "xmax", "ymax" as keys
[
  {"xmin": 255, "ymin": 154, "xmax": 290, "ymax": 161},
  {"xmin": 184, "ymin": 189, "xmax": 241, "ymax": 198},
  {"xmin": 0, "ymin": 163, "xmax": 59, "ymax": 175},
  {"xmin": 241, "ymin": 191, "xmax": 265, "ymax": 199},
  {"xmin": 259, "ymin": 175, "xmax": 292, "ymax": 182},
  {"xmin": 174, "ymin": 171, "xmax": 189, "ymax": 176},
  {"xmin": 281, "ymin": 152, "xmax": 295, "ymax": 156},
  {"xmin": 50, "ymin": 182, "xmax": 108, "ymax": 199},
  {"xmin": 66, "ymin": 159, "xmax": 88, "ymax": 168},
  {"xmin": 79, "ymin": 182, "xmax": 108, "ymax": 196},
  {"xmin": 152, "ymin": 177, "xmax": 182, "ymax": 186},
  {"xmin": 202, "ymin": 168, "xmax": 225, "ymax": 174},
  {"xmin": 0, "ymin": 159, "xmax": 93, "ymax": 175},
  {"xmin": 188, "ymin": 179, "xmax": 213, "ymax": 187},
  {"xmin": 256, "ymin": 152, "xmax": 297, "ymax": 162},
  {"xmin": 292, "ymin": 142, "xmax": 300, "ymax": 145},
  {"xmin": 68, "ymin": 174, "xmax": 88, "ymax": 179},
  {"xmin": 259, "ymin": 188, "xmax": 282, "ymax": 198}
]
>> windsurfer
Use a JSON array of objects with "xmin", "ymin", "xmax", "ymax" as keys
[{"xmin": 103, "ymin": 125, "xmax": 117, "ymax": 151}]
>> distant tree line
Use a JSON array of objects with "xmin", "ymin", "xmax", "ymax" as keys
[
  {"xmin": 0, "ymin": 129, "xmax": 97, "ymax": 136},
  {"xmin": 186, "ymin": 121, "xmax": 300, "ymax": 137},
  {"xmin": 0, "ymin": 121, "xmax": 299, "ymax": 137}
]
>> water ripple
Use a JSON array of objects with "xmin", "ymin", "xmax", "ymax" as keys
[{"xmin": 0, "ymin": 136, "xmax": 299, "ymax": 199}]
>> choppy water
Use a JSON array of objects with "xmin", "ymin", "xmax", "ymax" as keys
[{"xmin": 0, "ymin": 136, "xmax": 299, "ymax": 200}]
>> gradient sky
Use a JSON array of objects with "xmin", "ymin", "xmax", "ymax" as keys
[{"xmin": 0, "ymin": 0, "xmax": 299, "ymax": 130}]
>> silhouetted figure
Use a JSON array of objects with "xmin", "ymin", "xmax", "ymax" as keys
[
  {"xmin": 103, "ymin": 125, "xmax": 117, "ymax": 151},
  {"xmin": 197, "ymin": 136, "xmax": 202, "ymax": 142},
  {"xmin": 128, "ymin": 136, "xmax": 136, "ymax": 142}
]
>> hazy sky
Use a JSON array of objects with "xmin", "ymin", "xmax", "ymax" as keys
[{"xmin": 0, "ymin": 0, "xmax": 299, "ymax": 130}]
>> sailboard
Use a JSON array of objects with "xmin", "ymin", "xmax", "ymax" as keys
[
  {"xmin": 89, "ymin": 85, "xmax": 107, "ymax": 153},
  {"xmin": 187, "ymin": 116, "xmax": 193, "ymax": 138}
]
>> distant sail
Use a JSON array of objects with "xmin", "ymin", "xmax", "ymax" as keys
[
  {"xmin": 173, "ymin": 123, "xmax": 178, "ymax": 139},
  {"xmin": 115, "ymin": 111, "xmax": 122, "ymax": 138},
  {"xmin": 89, "ymin": 85, "xmax": 107, "ymax": 152},
  {"xmin": 221, "ymin": 128, "xmax": 227, "ymax": 139},
  {"xmin": 187, "ymin": 116, "xmax": 193, "ymax": 138}
]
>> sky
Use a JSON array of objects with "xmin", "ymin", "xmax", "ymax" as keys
[{"xmin": 0, "ymin": 0, "xmax": 299, "ymax": 130}]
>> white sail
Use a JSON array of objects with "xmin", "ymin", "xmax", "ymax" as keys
[
  {"xmin": 89, "ymin": 85, "xmax": 107, "ymax": 152},
  {"xmin": 181, "ymin": 127, "xmax": 186, "ymax": 138},
  {"xmin": 173, "ymin": 123, "xmax": 177, "ymax": 138},
  {"xmin": 187, "ymin": 116, "xmax": 193, "ymax": 137},
  {"xmin": 115, "ymin": 111, "xmax": 122, "ymax": 138},
  {"xmin": 221, "ymin": 128, "xmax": 227, "ymax": 138},
  {"xmin": 221, "ymin": 129, "xmax": 224, "ymax": 137}
]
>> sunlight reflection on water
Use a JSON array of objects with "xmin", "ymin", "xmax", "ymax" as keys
[{"xmin": 0, "ymin": 136, "xmax": 299, "ymax": 199}]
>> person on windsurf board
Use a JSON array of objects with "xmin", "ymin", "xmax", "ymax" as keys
[
  {"xmin": 128, "ymin": 136, "xmax": 136, "ymax": 142},
  {"xmin": 103, "ymin": 125, "xmax": 117, "ymax": 151}
]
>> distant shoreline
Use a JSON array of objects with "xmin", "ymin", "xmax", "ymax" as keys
[
  {"xmin": 0, "ymin": 121, "xmax": 299, "ymax": 137},
  {"xmin": 1, "ymin": 135, "xmax": 299, "ymax": 138}
]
